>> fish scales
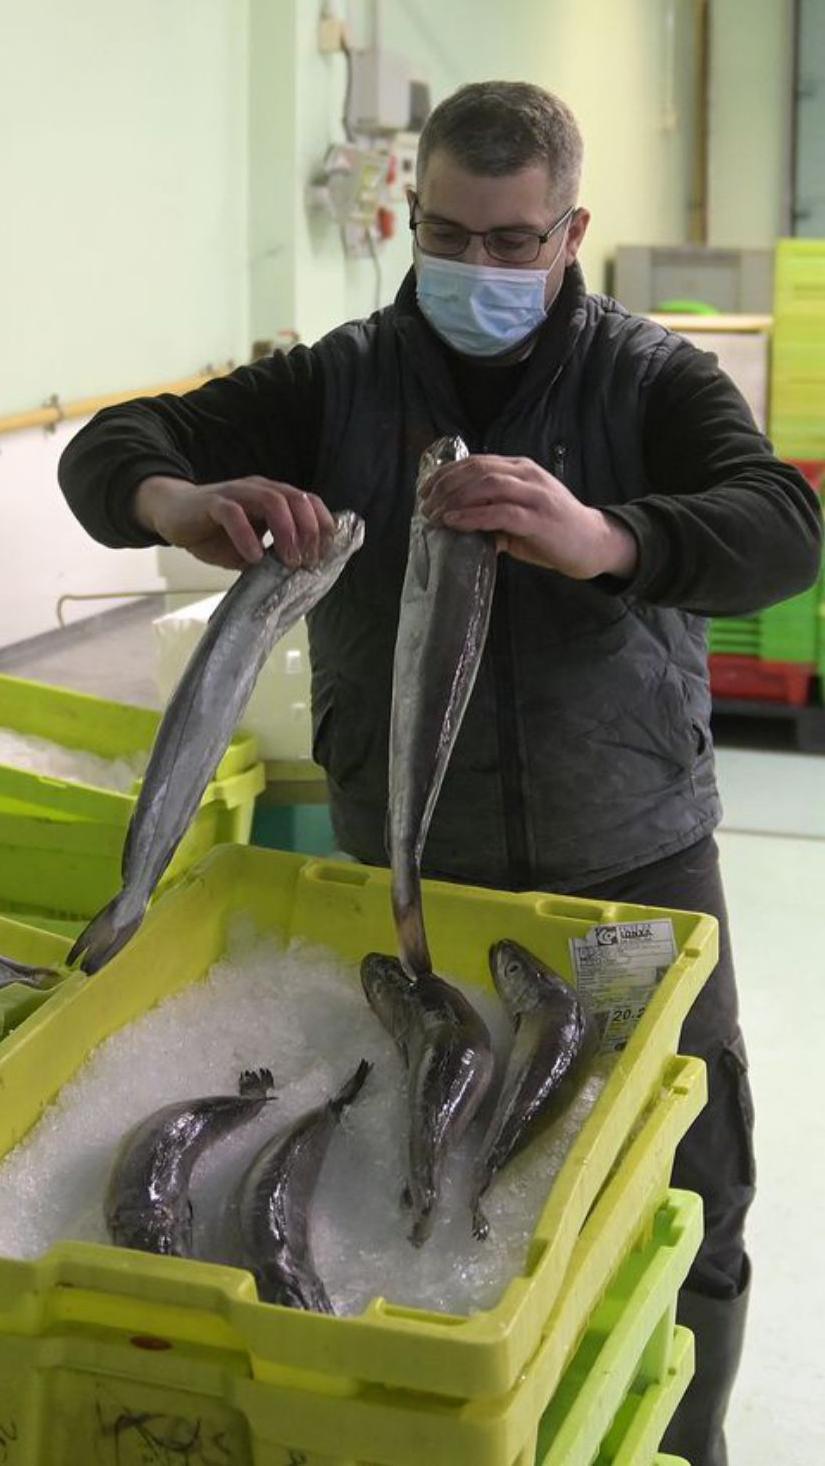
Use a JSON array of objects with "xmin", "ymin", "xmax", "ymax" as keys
[
  {"xmin": 471, "ymin": 940, "xmax": 598, "ymax": 1240},
  {"xmin": 69, "ymin": 512, "xmax": 364, "ymax": 975},
  {"xmin": 388, "ymin": 436, "xmax": 497, "ymax": 979},
  {"xmin": 361, "ymin": 953, "xmax": 494, "ymax": 1246},
  {"xmin": 105, "ymin": 1068, "xmax": 274, "ymax": 1257},
  {"xmin": 234, "ymin": 1059, "xmax": 371, "ymax": 1312}
]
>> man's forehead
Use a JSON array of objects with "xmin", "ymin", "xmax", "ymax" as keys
[{"xmin": 418, "ymin": 154, "xmax": 557, "ymax": 226}]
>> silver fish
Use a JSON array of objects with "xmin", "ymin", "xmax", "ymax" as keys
[
  {"xmin": 388, "ymin": 436, "xmax": 497, "ymax": 978},
  {"xmin": 0, "ymin": 954, "xmax": 61, "ymax": 991},
  {"xmin": 233, "ymin": 1059, "xmax": 371, "ymax": 1312},
  {"xmin": 471, "ymin": 940, "xmax": 598, "ymax": 1240},
  {"xmin": 69, "ymin": 511, "xmax": 365, "ymax": 974},
  {"xmin": 361, "ymin": 952, "xmax": 494, "ymax": 1246},
  {"xmin": 105, "ymin": 1068, "xmax": 274, "ymax": 1257}
]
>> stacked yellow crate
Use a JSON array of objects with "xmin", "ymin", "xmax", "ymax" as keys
[{"xmin": 0, "ymin": 846, "xmax": 716, "ymax": 1463}]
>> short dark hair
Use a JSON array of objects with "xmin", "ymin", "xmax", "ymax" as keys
[{"xmin": 417, "ymin": 81, "xmax": 583, "ymax": 206}]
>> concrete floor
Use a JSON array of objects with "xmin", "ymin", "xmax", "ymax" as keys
[
  {"xmin": 1, "ymin": 603, "xmax": 824, "ymax": 1459},
  {"xmin": 716, "ymin": 748, "xmax": 825, "ymax": 1464}
]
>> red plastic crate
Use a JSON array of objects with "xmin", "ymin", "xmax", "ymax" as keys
[{"xmin": 710, "ymin": 654, "xmax": 815, "ymax": 706}]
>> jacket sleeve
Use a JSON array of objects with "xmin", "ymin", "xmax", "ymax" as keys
[
  {"xmin": 57, "ymin": 347, "xmax": 323, "ymax": 548},
  {"xmin": 604, "ymin": 339, "xmax": 823, "ymax": 617}
]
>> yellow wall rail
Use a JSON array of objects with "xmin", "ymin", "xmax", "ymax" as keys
[{"xmin": 0, "ymin": 362, "xmax": 236, "ymax": 438}]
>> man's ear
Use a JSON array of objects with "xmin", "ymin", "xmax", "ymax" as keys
[{"xmin": 565, "ymin": 208, "xmax": 590, "ymax": 265}]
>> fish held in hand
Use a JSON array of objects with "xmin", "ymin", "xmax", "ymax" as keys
[
  {"xmin": 234, "ymin": 1059, "xmax": 372, "ymax": 1312},
  {"xmin": 69, "ymin": 512, "xmax": 364, "ymax": 975},
  {"xmin": 471, "ymin": 940, "xmax": 598, "ymax": 1241},
  {"xmin": 105, "ymin": 1068, "xmax": 274, "ymax": 1257},
  {"xmin": 388, "ymin": 437, "xmax": 497, "ymax": 979},
  {"xmin": 361, "ymin": 952, "xmax": 494, "ymax": 1246}
]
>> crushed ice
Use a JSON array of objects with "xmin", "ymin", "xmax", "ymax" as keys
[{"xmin": 0, "ymin": 923, "xmax": 613, "ymax": 1316}]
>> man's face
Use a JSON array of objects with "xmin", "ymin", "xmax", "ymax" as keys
[{"xmin": 409, "ymin": 148, "xmax": 590, "ymax": 309}]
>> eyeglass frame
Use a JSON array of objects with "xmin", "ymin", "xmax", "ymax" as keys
[{"xmin": 408, "ymin": 196, "xmax": 577, "ymax": 265}]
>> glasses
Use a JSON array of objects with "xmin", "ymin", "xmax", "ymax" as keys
[{"xmin": 409, "ymin": 201, "xmax": 575, "ymax": 265}]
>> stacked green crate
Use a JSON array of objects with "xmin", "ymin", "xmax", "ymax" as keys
[{"xmin": 710, "ymin": 241, "xmax": 825, "ymax": 679}]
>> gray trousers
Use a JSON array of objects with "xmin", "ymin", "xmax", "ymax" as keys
[{"xmin": 572, "ymin": 833, "xmax": 754, "ymax": 1301}]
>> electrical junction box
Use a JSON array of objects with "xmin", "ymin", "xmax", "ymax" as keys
[{"xmin": 347, "ymin": 47, "xmax": 414, "ymax": 135}]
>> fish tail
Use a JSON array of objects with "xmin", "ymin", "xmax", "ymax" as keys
[
  {"xmin": 391, "ymin": 870, "xmax": 432, "ymax": 979},
  {"xmin": 330, "ymin": 1058, "xmax": 372, "ymax": 1115},
  {"xmin": 471, "ymin": 1168, "xmax": 492, "ymax": 1242},
  {"xmin": 238, "ymin": 1068, "xmax": 275, "ymax": 1099},
  {"xmin": 66, "ymin": 892, "xmax": 146, "ymax": 974},
  {"xmin": 408, "ymin": 1200, "xmax": 435, "ymax": 1249}
]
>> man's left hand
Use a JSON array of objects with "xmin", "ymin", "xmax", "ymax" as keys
[{"xmin": 420, "ymin": 454, "xmax": 638, "ymax": 580}]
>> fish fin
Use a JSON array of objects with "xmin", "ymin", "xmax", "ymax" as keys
[
  {"xmin": 238, "ymin": 1068, "xmax": 275, "ymax": 1098},
  {"xmin": 408, "ymin": 1205, "xmax": 434, "ymax": 1248},
  {"xmin": 400, "ymin": 1182, "xmax": 412, "ymax": 1211},
  {"xmin": 472, "ymin": 1200, "xmax": 490, "ymax": 1242},
  {"xmin": 330, "ymin": 1058, "xmax": 372, "ymax": 1115},
  {"xmin": 66, "ymin": 894, "xmax": 145, "ymax": 974}
]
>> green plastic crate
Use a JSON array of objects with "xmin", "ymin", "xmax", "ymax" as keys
[
  {"xmin": 708, "ymin": 582, "xmax": 821, "ymax": 663},
  {"xmin": 0, "ymin": 674, "xmax": 265, "ymax": 921},
  {"xmin": 0, "ymin": 913, "xmax": 72, "ymax": 1041}
]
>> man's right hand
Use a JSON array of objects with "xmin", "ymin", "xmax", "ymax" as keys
[{"xmin": 132, "ymin": 475, "xmax": 336, "ymax": 572}]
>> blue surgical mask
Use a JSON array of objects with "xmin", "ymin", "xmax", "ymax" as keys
[{"xmin": 416, "ymin": 242, "xmax": 565, "ymax": 357}]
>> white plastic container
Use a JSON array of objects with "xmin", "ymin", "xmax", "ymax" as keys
[{"xmin": 152, "ymin": 595, "xmax": 313, "ymax": 761}]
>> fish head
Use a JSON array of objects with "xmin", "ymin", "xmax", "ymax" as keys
[
  {"xmin": 489, "ymin": 939, "xmax": 573, "ymax": 1017},
  {"xmin": 328, "ymin": 510, "xmax": 365, "ymax": 561},
  {"xmin": 360, "ymin": 952, "xmax": 414, "ymax": 1049},
  {"xmin": 415, "ymin": 435, "xmax": 470, "ymax": 498}
]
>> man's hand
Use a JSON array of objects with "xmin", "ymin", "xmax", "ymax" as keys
[
  {"xmin": 133, "ymin": 475, "xmax": 336, "ymax": 572},
  {"xmin": 420, "ymin": 455, "xmax": 638, "ymax": 580}
]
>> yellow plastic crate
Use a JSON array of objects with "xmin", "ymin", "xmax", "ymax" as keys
[
  {"xmin": 0, "ymin": 673, "xmax": 265, "ymax": 920},
  {"xmin": 0, "ymin": 845, "xmax": 714, "ymax": 1408},
  {"xmin": 537, "ymin": 1200, "xmax": 700, "ymax": 1465},
  {"xmin": 0, "ymin": 673, "xmax": 258, "ymax": 790},
  {"xmin": 0, "ymin": 1179, "xmax": 701, "ymax": 1466}
]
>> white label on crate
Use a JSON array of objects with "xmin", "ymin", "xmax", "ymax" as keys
[{"xmin": 569, "ymin": 918, "xmax": 677, "ymax": 1054}]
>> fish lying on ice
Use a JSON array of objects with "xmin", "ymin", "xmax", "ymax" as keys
[
  {"xmin": 233, "ymin": 1059, "xmax": 372, "ymax": 1312},
  {"xmin": 387, "ymin": 436, "xmax": 497, "ymax": 979},
  {"xmin": 471, "ymin": 940, "xmax": 598, "ymax": 1240},
  {"xmin": 105, "ymin": 1068, "xmax": 274, "ymax": 1257},
  {"xmin": 361, "ymin": 952, "xmax": 494, "ymax": 1246},
  {"xmin": 69, "ymin": 511, "xmax": 365, "ymax": 975},
  {"xmin": 0, "ymin": 954, "xmax": 61, "ymax": 991}
]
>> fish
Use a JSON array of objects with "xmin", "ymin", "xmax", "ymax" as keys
[
  {"xmin": 0, "ymin": 954, "xmax": 61, "ymax": 991},
  {"xmin": 361, "ymin": 952, "xmax": 494, "ymax": 1246},
  {"xmin": 387, "ymin": 436, "xmax": 497, "ymax": 979},
  {"xmin": 105, "ymin": 1067, "xmax": 274, "ymax": 1257},
  {"xmin": 233, "ymin": 1059, "xmax": 372, "ymax": 1312},
  {"xmin": 68, "ymin": 511, "xmax": 365, "ymax": 975},
  {"xmin": 470, "ymin": 940, "xmax": 598, "ymax": 1240}
]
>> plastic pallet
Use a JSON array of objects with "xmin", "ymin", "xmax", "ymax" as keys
[{"xmin": 709, "ymin": 654, "xmax": 814, "ymax": 706}]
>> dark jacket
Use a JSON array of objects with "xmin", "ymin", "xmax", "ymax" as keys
[{"xmin": 58, "ymin": 265, "xmax": 823, "ymax": 890}]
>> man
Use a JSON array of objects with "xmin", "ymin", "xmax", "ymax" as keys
[{"xmin": 59, "ymin": 82, "xmax": 821, "ymax": 1463}]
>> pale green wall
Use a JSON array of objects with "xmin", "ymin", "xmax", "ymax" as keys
[
  {"xmin": 246, "ymin": 0, "xmax": 701, "ymax": 349},
  {"xmin": 708, "ymin": 0, "xmax": 794, "ymax": 246},
  {"xmin": 1, "ymin": 0, "xmax": 796, "ymax": 418},
  {"xmin": 1, "ymin": 0, "xmax": 249, "ymax": 415}
]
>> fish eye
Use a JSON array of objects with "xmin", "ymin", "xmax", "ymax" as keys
[{"xmin": 506, "ymin": 961, "xmax": 521, "ymax": 978}]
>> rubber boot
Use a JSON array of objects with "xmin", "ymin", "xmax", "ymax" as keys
[{"xmin": 660, "ymin": 1263, "xmax": 751, "ymax": 1466}]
